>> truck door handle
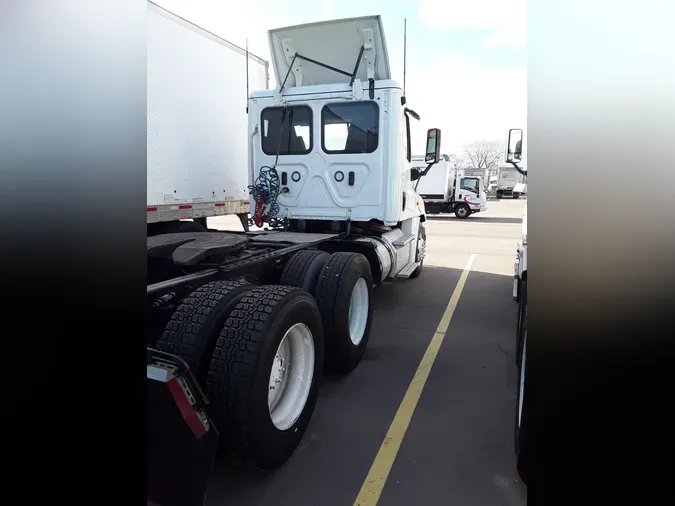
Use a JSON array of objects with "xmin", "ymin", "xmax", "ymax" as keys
[
  {"xmin": 281, "ymin": 172, "xmax": 288, "ymax": 185},
  {"xmin": 348, "ymin": 171, "xmax": 355, "ymax": 186}
]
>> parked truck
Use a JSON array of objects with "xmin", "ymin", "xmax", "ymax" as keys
[
  {"xmin": 506, "ymin": 128, "xmax": 529, "ymax": 485},
  {"xmin": 496, "ymin": 165, "xmax": 526, "ymax": 199},
  {"xmin": 146, "ymin": 10, "xmax": 444, "ymax": 505},
  {"xmin": 146, "ymin": 0, "xmax": 268, "ymax": 235},
  {"xmin": 411, "ymin": 155, "xmax": 488, "ymax": 219}
]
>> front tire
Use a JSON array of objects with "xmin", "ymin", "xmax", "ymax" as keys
[
  {"xmin": 454, "ymin": 204, "xmax": 471, "ymax": 219},
  {"xmin": 206, "ymin": 285, "xmax": 324, "ymax": 470},
  {"xmin": 315, "ymin": 252, "xmax": 374, "ymax": 374},
  {"xmin": 410, "ymin": 223, "xmax": 426, "ymax": 279}
]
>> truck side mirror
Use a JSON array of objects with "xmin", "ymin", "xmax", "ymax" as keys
[
  {"xmin": 506, "ymin": 128, "xmax": 523, "ymax": 163},
  {"xmin": 425, "ymin": 128, "xmax": 441, "ymax": 164},
  {"xmin": 410, "ymin": 168, "xmax": 422, "ymax": 181}
]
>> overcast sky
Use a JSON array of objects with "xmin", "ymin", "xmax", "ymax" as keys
[{"xmin": 153, "ymin": 0, "xmax": 527, "ymax": 156}]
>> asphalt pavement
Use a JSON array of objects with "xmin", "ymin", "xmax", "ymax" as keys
[{"xmin": 206, "ymin": 199, "xmax": 527, "ymax": 506}]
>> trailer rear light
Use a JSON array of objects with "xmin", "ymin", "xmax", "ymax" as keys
[
  {"xmin": 147, "ymin": 207, "xmax": 157, "ymax": 212},
  {"xmin": 178, "ymin": 204, "xmax": 192, "ymax": 210},
  {"xmin": 215, "ymin": 203, "xmax": 225, "ymax": 207},
  {"xmin": 243, "ymin": 201, "xmax": 250, "ymax": 205}
]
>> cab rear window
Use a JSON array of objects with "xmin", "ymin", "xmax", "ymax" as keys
[
  {"xmin": 261, "ymin": 106, "xmax": 312, "ymax": 155},
  {"xmin": 321, "ymin": 102, "xmax": 379, "ymax": 154}
]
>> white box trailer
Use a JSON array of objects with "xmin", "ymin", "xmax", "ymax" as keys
[{"xmin": 146, "ymin": 1, "xmax": 269, "ymax": 225}]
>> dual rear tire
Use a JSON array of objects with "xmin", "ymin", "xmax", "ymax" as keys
[
  {"xmin": 155, "ymin": 250, "xmax": 375, "ymax": 470},
  {"xmin": 281, "ymin": 250, "xmax": 374, "ymax": 374},
  {"xmin": 157, "ymin": 281, "xmax": 323, "ymax": 470}
]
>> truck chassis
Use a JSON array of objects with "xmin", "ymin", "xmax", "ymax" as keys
[{"xmin": 146, "ymin": 217, "xmax": 425, "ymax": 504}]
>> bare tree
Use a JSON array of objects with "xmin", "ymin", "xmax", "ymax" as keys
[
  {"xmin": 462, "ymin": 140, "xmax": 504, "ymax": 170},
  {"xmin": 447, "ymin": 153, "xmax": 467, "ymax": 170}
]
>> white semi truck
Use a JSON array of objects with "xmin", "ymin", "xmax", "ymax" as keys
[
  {"xmin": 496, "ymin": 165, "xmax": 526, "ymax": 199},
  {"xmin": 506, "ymin": 128, "xmax": 529, "ymax": 485},
  {"xmin": 411, "ymin": 154, "xmax": 488, "ymax": 219},
  {"xmin": 146, "ymin": 10, "xmax": 444, "ymax": 504}
]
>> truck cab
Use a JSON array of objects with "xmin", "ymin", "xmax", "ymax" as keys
[
  {"xmin": 248, "ymin": 16, "xmax": 429, "ymax": 230},
  {"xmin": 456, "ymin": 169, "xmax": 488, "ymax": 216}
]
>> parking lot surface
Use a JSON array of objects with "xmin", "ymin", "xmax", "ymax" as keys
[{"xmin": 207, "ymin": 199, "xmax": 527, "ymax": 506}]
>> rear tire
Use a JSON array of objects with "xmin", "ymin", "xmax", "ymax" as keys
[
  {"xmin": 155, "ymin": 280, "xmax": 253, "ymax": 385},
  {"xmin": 454, "ymin": 204, "xmax": 471, "ymax": 219},
  {"xmin": 315, "ymin": 252, "xmax": 374, "ymax": 374},
  {"xmin": 280, "ymin": 250, "xmax": 330, "ymax": 296},
  {"xmin": 206, "ymin": 285, "xmax": 324, "ymax": 470}
]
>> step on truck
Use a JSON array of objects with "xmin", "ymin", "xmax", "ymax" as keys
[
  {"xmin": 506, "ymin": 128, "xmax": 529, "ymax": 485},
  {"xmin": 146, "ymin": 12, "xmax": 444, "ymax": 505},
  {"xmin": 411, "ymin": 154, "xmax": 488, "ymax": 219}
]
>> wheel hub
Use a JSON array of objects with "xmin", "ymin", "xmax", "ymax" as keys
[
  {"xmin": 418, "ymin": 236, "xmax": 426, "ymax": 262},
  {"xmin": 267, "ymin": 323, "xmax": 315, "ymax": 431},
  {"xmin": 348, "ymin": 278, "xmax": 369, "ymax": 345}
]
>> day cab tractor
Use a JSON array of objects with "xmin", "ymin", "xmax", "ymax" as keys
[{"xmin": 146, "ymin": 15, "xmax": 445, "ymax": 505}]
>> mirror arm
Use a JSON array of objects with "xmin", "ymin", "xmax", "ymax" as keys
[
  {"xmin": 412, "ymin": 163, "xmax": 436, "ymax": 191},
  {"xmin": 508, "ymin": 161, "xmax": 528, "ymax": 176},
  {"xmin": 420, "ymin": 162, "xmax": 435, "ymax": 177}
]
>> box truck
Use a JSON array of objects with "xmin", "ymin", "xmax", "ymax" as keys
[{"xmin": 411, "ymin": 155, "xmax": 488, "ymax": 218}]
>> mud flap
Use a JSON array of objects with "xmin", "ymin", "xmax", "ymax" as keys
[{"xmin": 147, "ymin": 348, "xmax": 219, "ymax": 506}]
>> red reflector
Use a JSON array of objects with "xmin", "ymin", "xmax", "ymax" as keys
[
  {"xmin": 166, "ymin": 378, "xmax": 206, "ymax": 438},
  {"xmin": 147, "ymin": 207, "xmax": 157, "ymax": 212},
  {"xmin": 178, "ymin": 204, "xmax": 192, "ymax": 210},
  {"xmin": 243, "ymin": 201, "xmax": 250, "ymax": 205},
  {"xmin": 215, "ymin": 203, "xmax": 225, "ymax": 207}
]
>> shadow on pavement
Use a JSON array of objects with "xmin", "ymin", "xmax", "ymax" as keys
[{"xmin": 205, "ymin": 265, "xmax": 526, "ymax": 506}]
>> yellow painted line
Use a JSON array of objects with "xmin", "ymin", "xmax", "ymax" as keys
[{"xmin": 353, "ymin": 254, "xmax": 477, "ymax": 506}]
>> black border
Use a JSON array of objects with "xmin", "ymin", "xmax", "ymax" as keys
[
  {"xmin": 2, "ymin": 1, "xmax": 145, "ymax": 500},
  {"xmin": 4, "ymin": 2, "xmax": 673, "ymax": 504}
]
